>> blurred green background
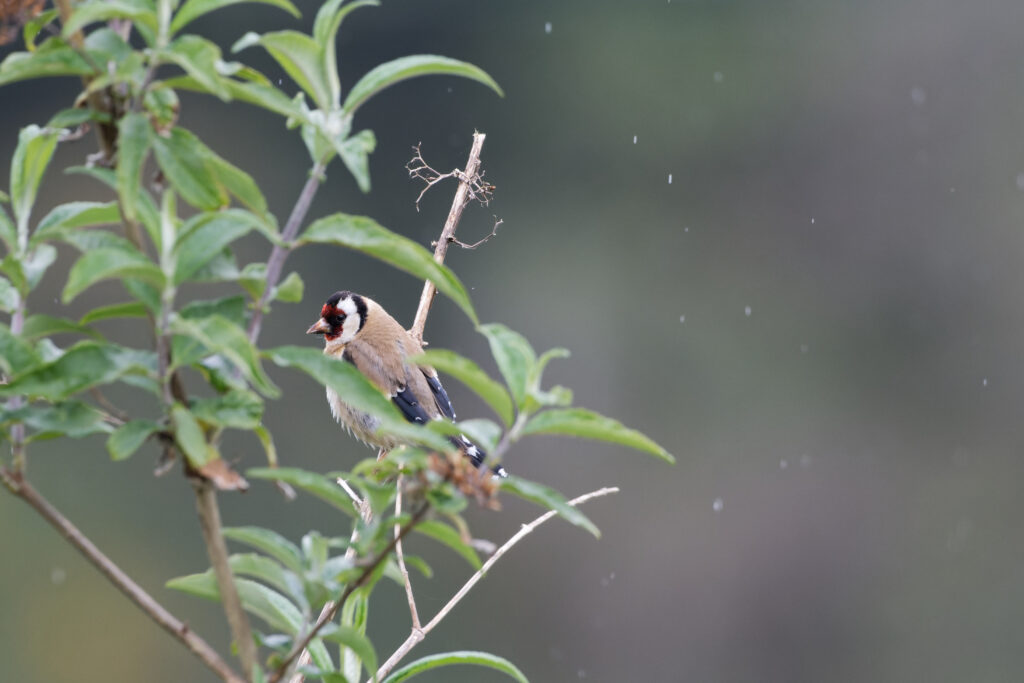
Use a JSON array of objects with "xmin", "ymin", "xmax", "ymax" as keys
[{"xmin": 4, "ymin": 0, "xmax": 1024, "ymax": 681}]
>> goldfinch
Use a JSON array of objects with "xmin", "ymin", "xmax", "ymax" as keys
[{"xmin": 307, "ymin": 290, "xmax": 507, "ymax": 477}]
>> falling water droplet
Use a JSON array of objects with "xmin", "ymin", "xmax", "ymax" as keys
[
  {"xmin": 668, "ymin": 173, "xmax": 673, "ymax": 184},
  {"xmin": 982, "ymin": 378, "xmax": 989, "ymax": 387},
  {"xmin": 800, "ymin": 344, "xmax": 809, "ymax": 354},
  {"xmin": 713, "ymin": 71, "xmax": 724, "ymax": 83},
  {"xmin": 779, "ymin": 459, "xmax": 789, "ymax": 469},
  {"xmin": 51, "ymin": 568, "xmax": 67, "ymax": 585},
  {"xmin": 679, "ymin": 315, "xmax": 686, "ymax": 323},
  {"xmin": 712, "ymin": 497, "xmax": 724, "ymax": 512},
  {"xmin": 810, "ymin": 217, "xmax": 816, "ymax": 224},
  {"xmin": 633, "ymin": 135, "xmax": 637, "ymax": 144},
  {"xmin": 1016, "ymin": 173, "xmax": 1024, "ymax": 190},
  {"xmin": 744, "ymin": 305, "xmax": 752, "ymax": 317},
  {"xmin": 544, "ymin": 22, "xmax": 552, "ymax": 34},
  {"xmin": 910, "ymin": 86, "xmax": 926, "ymax": 106}
]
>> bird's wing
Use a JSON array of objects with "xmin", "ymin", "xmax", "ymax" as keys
[{"xmin": 422, "ymin": 370, "xmax": 456, "ymax": 420}]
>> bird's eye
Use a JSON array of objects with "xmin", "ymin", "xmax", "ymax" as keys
[{"xmin": 331, "ymin": 314, "xmax": 345, "ymax": 326}]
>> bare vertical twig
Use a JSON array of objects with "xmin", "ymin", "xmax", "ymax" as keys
[
  {"xmin": 371, "ymin": 487, "xmax": 620, "ymax": 682},
  {"xmin": 409, "ymin": 132, "xmax": 487, "ymax": 344},
  {"xmin": 0, "ymin": 469, "xmax": 246, "ymax": 683},
  {"xmin": 394, "ymin": 477, "xmax": 421, "ymax": 629},
  {"xmin": 195, "ymin": 480, "xmax": 259, "ymax": 679}
]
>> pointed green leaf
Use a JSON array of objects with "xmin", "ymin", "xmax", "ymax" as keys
[
  {"xmin": 21, "ymin": 244, "xmax": 57, "ymax": 291},
  {"xmin": 170, "ymin": 402, "xmax": 213, "ymax": 467},
  {"xmin": 500, "ymin": 476, "xmax": 599, "ymax": 538},
  {"xmin": 174, "ymin": 210, "xmax": 267, "ymax": 284},
  {"xmin": 163, "ymin": 35, "xmax": 230, "ymax": 100},
  {"xmin": 266, "ymin": 345, "xmax": 450, "ymax": 451},
  {"xmin": 300, "ymin": 214, "xmax": 476, "ymax": 324},
  {"xmin": 171, "ymin": 0, "xmax": 300, "ymax": 34},
  {"xmin": 167, "ymin": 572, "xmax": 309, "ymax": 637},
  {"xmin": 413, "ymin": 349, "xmax": 514, "ymax": 426},
  {"xmin": 320, "ymin": 625, "xmax": 378, "ymax": 683},
  {"xmin": 0, "ymin": 342, "xmax": 156, "ymax": 400},
  {"xmin": 2, "ymin": 400, "xmax": 113, "ymax": 440},
  {"xmin": 0, "ymin": 276, "xmax": 19, "ymax": 313},
  {"xmin": 79, "ymin": 301, "xmax": 149, "ymax": 324},
  {"xmin": 380, "ymin": 651, "xmax": 528, "ymax": 683},
  {"xmin": 344, "ymin": 55, "xmax": 503, "ymax": 115},
  {"xmin": 165, "ymin": 75, "xmax": 311, "ymax": 123},
  {"xmin": 233, "ymin": 30, "xmax": 330, "ymax": 109},
  {"xmin": 414, "ymin": 520, "xmax": 481, "ymax": 570},
  {"xmin": 0, "ymin": 39, "xmax": 94, "ymax": 87},
  {"xmin": 62, "ymin": 0, "xmax": 159, "ymax": 39},
  {"xmin": 170, "ymin": 314, "xmax": 279, "ymax": 397},
  {"xmin": 273, "ymin": 271, "xmax": 303, "ymax": 303},
  {"xmin": 117, "ymin": 112, "xmax": 151, "ymax": 223},
  {"xmin": 334, "ymin": 129, "xmax": 376, "ymax": 193},
  {"xmin": 22, "ymin": 9, "xmax": 60, "ymax": 52},
  {"xmin": 190, "ymin": 391, "xmax": 264, "ymax": 430},
  {"xmin": 247, "ymin": 467, "xmax": 359, "ymax": 516},
  {"xmin": 63, "ymin": 247, "xmax": 164, "ymax": 303},
  {"xmin": 107, "ymin": 419, "xmax": 160, "ymax": 461},
  {"xmin": 21, "ymin": 314, "xmax": 100, "ymax": 340},
  {"xmin": 0, "ymin": 205, "xmax": 14, "ymax": 251},
  {"xmin": 66, "ymin": 165, "xmax": 161, "ymax": 247},
  {"xmin": 521, "ymin": 408, "xmax": 674, "ymax": 463},
  {"xmin": 0, "ymin": 323, "xmax": 40, "ymax": 376},
  {"xmin": 478, "ymin": 324, "xmax": 536, "ymax": 408},
  {"xmin": 222, "ymin": 527, "xmax": 304, "ymax": 573},
  {"xmin": 31, "ymin": 200, "xmax": 121, "ymax": 245},
  {"xmin": 151, "ymin": 127, "xmax": 228, "ymax": 210},
  {"xmin": 227, "ymin": 553, "xmax": 295, "ymax": 598},
  {"xmin": 11, "ymin": 125, "xmax": 60, "ymax": 249},
  {"xmin": 206, "ymin": 154, "xmax": 268, "ymax": 216},
  {"xmin": 313, "ymin": 0, "xmax": 379, "ymax": 107}
]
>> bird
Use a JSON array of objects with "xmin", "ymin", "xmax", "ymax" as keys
[{"xmin": 307, "ymin": 290, "xmax": 507, "ymax": 477}]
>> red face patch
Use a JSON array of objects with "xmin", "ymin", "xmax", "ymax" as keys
[{"xmin": 320, "ymin": 303, "xmax": 332, "ymax": 318}]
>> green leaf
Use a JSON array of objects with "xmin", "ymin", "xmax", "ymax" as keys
[
  {"xmin": 170, "ymin": 402, "xmax": 213, "ymax": 468},
  {"xmin": 0, "ymin": 276, "xmax": 19, "ymax": 313},
  {"xmin": 380, "ymin": 651, "xmax": 528, "ymax": 683},
  {"xmin": 171, "ymin": 0, "xmax": 300, "ymax": 35},
  {"xmin": 174, "ymin": 210, "xmax": 267, "ymax": 284},
  {"xmin": 266, "ymin": 345, "xmax": 450, "ymax": 451},
  {"xmin": 66, "ymin": 165, "xmax": 161, "ymax": 247},
  {"xmin": 31, "ymin": 200, "xmax": 121, "ymax": 245},
  {"xmin": 521, "ymin": 408, "xmax": 674, "ymax": 463},
  {"xmin": 116, "ymin": 113, "xmax": 151, "ymax": 223},
  {"xmin": 344, "ymin": 55, "xmax": 503, "ymax": 115},
  {"xmin": 47, "ymin": 107, "xmax": 108, "ymax": 130},
  {"xmin": 334, "ymin": 128, "xmax": 376, "ymax": 193},
  {"xmin": 206, "ymin": 154, "xmax": 269, "ymax": 216},
  {"xmin": 190, "ymin": 391, "xmax": 264, "ymax": 429},
  {"xmin": 0, "ymin": 323, "xmax": 40, "ymax": 376},
  {"xmin": 180, "ymin": 295, "xmax": 247, "ymax": 326},
  {"xmin": 0, "ymin": 342, "xmax": 155, "ymax": 400},
  {"xmin": 23, "ymin": 9, "xmax": 60, "ymax": 52},
  {"xmin": 413, "ymin": 350, "xmax": 514, "ymax": 426},
  {"xmin": 63, "ymin": 247, "xmax": 164, "ymax": 303},
  {"xmin": 151, "ymin": 127, "xmax": 228, "ymax": 210},
  {"xmin": 227, "ymin": 553, "xmax": 293, "ymax": 597},
  {"xmin": 1, "ymin": 400, "xmax": 113, "ymax": 440},
  {"xmin": 107, "ymin": 419, "xmax": 160, "ymax": 461},
  {"xmin": 414, "ymin": 520, "xmax": 481, "ymax": 570},
  {"xmin": 0, "ymin": 39, "xmax": 94, "ymax": 87},
  {"xmin": 478, "ymin": 324, "xmax": 536, "ymax": 408},
  {"xmin": 313, "ymin": 0, "xmax": 379, "ymax": 107},
  {"xmin": 247, "ymin": 467, "xmax": 359, "ymax": 516},
  {"xmin": 167, "ymin": 572, "xmax": 306, "ymax": 635},
  {"xmin": 79, "ymin": 301, "xmax": 149, "ymax": 324},
  {"xmin": 21, "ymin": 244, "xmax": 57, "ymax": 290},
  {"xmin": 165, "ymin": 75, "xmax": 310, "ymax": 123},
  {"xmin": 500, "ymin": 476, "xmax": 600, "ymax": 538},
  {"xmin": 222, "ymin": 526, "xmax": 303, "ymax": 573},
  {"xmin": 163, "ymin": 35, "xmax": 230, "ymax": 100},
  {"xmin": 10, "ymin": 125, "xmax": 60, "ymax": 248},
  {"xmin": 170, "ymin": 314, "xmax": 279, "ymax": 397},
  {"xmin": 62, "ymin": 0, "xmax": 159, "ymax": 39},
  {"xmin": 0, "ymin": 205, "xmax": 14, "ymax": 251},
  {"xmin": 320, "ymin": 625, "xmax": 378, "ymax": 683},
  {"xmin": 300, "ymin": 214, "xmax": 476, "ymax": 324},
  {"xmin": 233, "ymin": 30, "xmax": 331, "ymax": 110},
  {"xmin": 21, "ymin": 314, "xmax": 100, "ymax": 340},
  {"xmin": 273, "ymin": 271, "xmax": 303, "ymax": 302}
]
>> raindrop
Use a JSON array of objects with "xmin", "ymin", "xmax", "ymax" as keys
[
  {"xmin": 544, "ymin": 22, "xmax": 552, "ymax": 34},
  {"xmin": 910, "ymin": 86, "xmax": 926, "ymax": 106},
  {"xmin": 744, "ymin": 305, "xmax": 752, "ymax": 317},
  {"xmin": 278, "ymin": 79, "xmax": 282, "ymax": 85},
  {"xmin": 51, "ymin": 567, "xmax": 67, "ymax": 585},
  {"xmin": 684, "ymin": 226, "xmax": 689, "ymax": 232},
  {"xmin": 712, "ymin": 497, "xmax": 724, "ymax": 512},
  {"xmin": 713, "ymin": 71, "xmax": 724, "ymax": 83},
  {"xmin": 800, "ymin": 344, "xmax": 809, "ymax": 354},
  {"xmin": 810, "ymin": 217, "xmax": 815, "ymax": 224},
  {"xmin": 779, "ymin": 459, "xmax": 789, "ymax": 469},
  {"xmin": 1016, "ymin": 173, "xmax": 1024, "ymax": 190},
  {"xmin": 633, "ymin": 135, "xmax": 638, "ymax": 144},
  {"xmin": 800, "ymin": 453, "xmax": 812, "ymax": 467},
  {"xmin": 577, "ymin": 670, "xmax": 587, "ymax": 679},
  {"xmin": 668, "ymin": 173, "xmax": 673, "ymax": 184},
  {"xmin": 679, "ymin": 315, "xmax": 686, "ymax": 323},
  {"xmin": 982, "ymin": 378, "xmax": 988, "ymax": 387}
]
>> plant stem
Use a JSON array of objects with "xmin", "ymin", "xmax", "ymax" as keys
[
  {"xmin": 0, "ymin": 468, "xmax": 246, "ymax": 683},
  {"xmin": 371, "ymin": 487, "xmax": 619, "ymax": 682},
  {"xmin": 195, "ymin": 479, "xmax": 259, "ymax": 679},
  {"xmin": 409, "ymin": 132, "xmax": 486, "ymax": 344},
  {"xmin": 9, "ymin": 300, "xmax": 26, "ymax": 471},
  {"xmin": 247, "ymin": 160, "xmax": 328, "ymax": 344}
]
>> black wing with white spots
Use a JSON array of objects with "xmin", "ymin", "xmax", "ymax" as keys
[
  {"xmin": 392, "ymin": 387, "xmax": 431, "ymax": 424},
  {"xmin": 424, "ymin": 372, "xmax": 456, "ymax": 420}
]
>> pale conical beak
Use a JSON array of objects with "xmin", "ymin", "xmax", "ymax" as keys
[{"xmin": 307, "ymin": 318, "xmax": 330, "ymax": 335}]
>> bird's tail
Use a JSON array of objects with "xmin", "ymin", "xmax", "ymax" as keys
[{"xmin": 453, "ymin": 435, "xmax": 508, "ymax": 478}]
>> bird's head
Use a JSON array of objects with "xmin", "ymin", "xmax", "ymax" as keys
[{"xmin": 307, "ymin": 291, "xmax": 367, "ymax": 346}]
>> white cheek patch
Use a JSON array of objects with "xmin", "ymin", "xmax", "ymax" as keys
[
  {"xmin": 337, "ymin": 313, "xmax": 361, "ymax": 343},
  {"xmin": 338, "ymin": 297, "xmax": 358, "ymax": 316}
]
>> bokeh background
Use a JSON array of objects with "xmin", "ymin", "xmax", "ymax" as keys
[{"xmin": 4, "ymin": 1, "xmax": 1024, "ymax": 681}]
